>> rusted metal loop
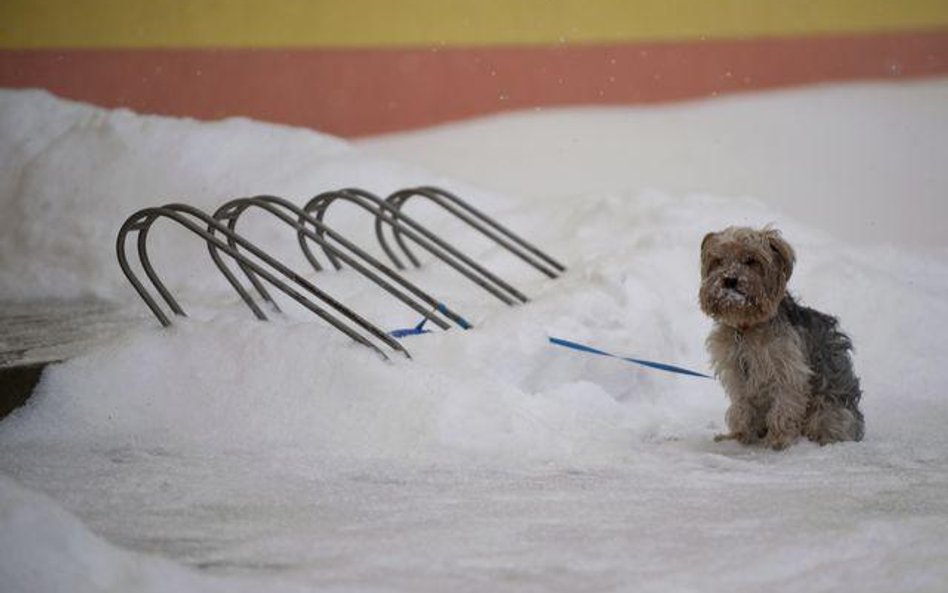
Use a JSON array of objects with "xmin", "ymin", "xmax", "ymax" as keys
[
  {"xmin": 211, "ymin": 195, "xmax": 459, "ymax": 331},
  {"xmin": 385, "ymin": 186, "xmax": 564, "ymax": 278},
  {"xmin": 116, "ymin": 204, "xmax": 400, "ymax": 359}
]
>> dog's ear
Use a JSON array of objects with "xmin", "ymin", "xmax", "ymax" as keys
[
  {"xmin": 764, "ymin": 228, "xmax": 795, "ymax": 281},
  {"xmin": 700, "ymin": 232, "xmax": 717, "ymax": 256},
  {"xmin": 699, "ymin": 232, "xmax": 718, "ymax": 273}
]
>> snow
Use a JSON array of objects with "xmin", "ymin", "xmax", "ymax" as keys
[
  {"xmin": 359, "ymin": 81, "xmax": 948, "ymax": 250},
  {"xmin": 1, "ymin": 81, "xmax": 948, "ymax": 592}
]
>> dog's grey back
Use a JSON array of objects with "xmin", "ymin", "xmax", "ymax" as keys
[{"xmin": 781, "ymin": 295, "xmax": 864, "ymax": 423}]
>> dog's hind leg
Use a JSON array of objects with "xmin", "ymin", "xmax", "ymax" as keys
[{"xmin": 803, "ymin": 399, "xmax": 865, "ymax": 444}]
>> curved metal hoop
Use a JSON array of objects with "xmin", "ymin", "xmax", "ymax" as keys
[
  {"xmin": 302, "ymin": 188, "xmax": 528, "ymax": 306},
  {"xmin": 383, "ymin": 186, "xmax": 566, "ymax": 278},
  {"xmin": 210, "ymin": 195, "xmax": 468, "ymax": 331},
  {"xmin": 116, "ymin": 203, "xmax": 405, "ymax": 359}
]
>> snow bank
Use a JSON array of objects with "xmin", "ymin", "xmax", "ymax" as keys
[
  {"xmin": 360, "ymin": 80, "xmax": 948, "ymax": 250},
  {"xmin": 0, "ymin": 89, "xmax": 503, "ymax": 302},
  {"xmin": 0, "ymin": 475, "xmax": 309, "ymax": 593},
  {"xmin": 1, "ymin": 84, "xmax": 947, "ymax": 592}
]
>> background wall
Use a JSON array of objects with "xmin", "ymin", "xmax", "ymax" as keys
[{"xmin": 2, "ymin": 0, "xmax": 947, "ymax": 137}]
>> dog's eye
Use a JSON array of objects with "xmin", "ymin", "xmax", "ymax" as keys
[
  {"xmin": 744, "ymin": 257, "xmax": 759, "ymax": 267},
  {"xmin": 709, "ymin": 258, "xmax": 722, "ymax": 270}
]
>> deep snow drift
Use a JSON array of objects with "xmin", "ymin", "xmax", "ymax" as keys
[{"xmin": 1, "ymin": 83, "xmax": 947, "ymax": 593}]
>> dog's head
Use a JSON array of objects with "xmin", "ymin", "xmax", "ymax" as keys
[{"xmin": 699, "ymin": 226, "xmax": 795, "ymax": 329}]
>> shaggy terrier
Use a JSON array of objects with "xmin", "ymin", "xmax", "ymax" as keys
[{"xmin": 699, "ymin": 226, "xmax": 864, "ymax": 449}]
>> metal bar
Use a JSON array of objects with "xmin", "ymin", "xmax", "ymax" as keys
[
  {"xmin": 214, "ymin": 200, "xmax": 280, "ymax": 313},
  {"xmin": 135, "ymin": 215, "xmax": 186, "ymax": 316},
  {"xmin": 376, "ymin": 189, "xmax": 533, "ymax": 303},
  {"xmin": 116, "ymin": 205, "xmax": 397, "ymax": 359},
  {"xmin": 161, "ymin": 203, "xmax": 410, "ymax": 358},
  {"xmin": 256, "ymin": 195, "xmax": 470, "ymax": 329},
  {"xmin": 274, "ymin": 194, "xmax": 474, "ymax": 329},
  {"xmin": 116, "ymin": 185, "xmax": 562, "ymax": 357},
  {"xmin": 211, "ymin": 195, "xmax": 455, "ymax": 331},
  {"xmin": 304, "ymin": 189, "xmax": 527, "ymax": 305},
  {"xmin": 385, "ymin": 186, "xmax": 562, "ymax": 278},
  {"xmin": 346, "ymin": 188, "xmax": 530, "ymax": 303},
  {"xmin": 203, "ymin": 208, "xmax": 271, "ymax": 322},
  {"xmin": 117, "ymin": 212, "xmax": 173, "ymax": 327},
  {"xmin": 422, "ymin": 186, "xmax": 566, "ymax": 272},
  {"xmin": 380, "ymin": 191, "xmax": 422, "ymax": 268}
]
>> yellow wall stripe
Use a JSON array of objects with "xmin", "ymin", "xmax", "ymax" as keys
[{"xmin": 3, "ymin": 0, "xmax": 948, "ymax": 49}]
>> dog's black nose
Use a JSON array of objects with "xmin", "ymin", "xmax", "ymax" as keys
[{"xmin": 723, "ymin": 276, "xmax": 738, "ymax": 289}]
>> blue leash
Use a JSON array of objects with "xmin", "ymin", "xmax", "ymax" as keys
[
  {"xmin": 389, "ymin": 310, "xmax": 710, "ymax": 379},
  {"xmin": 547, "ymin": 336, "xmax": 711, "ymax": 379},
  {"xmin": 389, "ymin": 303, "xmax": 470, "ymax": 338},
  {"xmin": 390, "ymin": 316, "xmax": 433, "ymax": 338}
]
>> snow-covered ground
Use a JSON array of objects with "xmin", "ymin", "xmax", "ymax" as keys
[{"xmin": 1, "ymin": 82, "xmax": 947, "ymax": 593}]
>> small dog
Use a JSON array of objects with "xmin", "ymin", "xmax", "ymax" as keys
[{"xmin": 699, "ymin": 226, "xmax": 864, "ymax": 449}]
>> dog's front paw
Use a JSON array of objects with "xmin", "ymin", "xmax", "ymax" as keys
[
  {"xmin": 765, "ymin": 433, "xmax": 795, "ymax": 451},
  {"xmin": 714, "ymin": 432, "xmax": 754, "ymax": 445}
]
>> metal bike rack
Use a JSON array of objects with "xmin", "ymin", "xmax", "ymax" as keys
[
  {"xmin": 116, "ymin": 203, "xmax": 408, "ymax": 359},
  {"xmin": 383, "ymin": 186, "xmax": 566, "ymax": 278},
  {"xmin": 117, "ymin": 187, "xmax": 565, "ymax": 360},
  {"xmin": 210, "ymin": 195, "xmax": 469, "ymax": 331},
  {"xmin": 301, "ymin": 188, "xmax": 531, "ymax": 306}
]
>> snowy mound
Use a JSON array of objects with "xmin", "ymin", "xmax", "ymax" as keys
[
  {"xmin": 2, "ymin": 86, "xmax": 947, "ymax": 592},
  {"xmin": 360, "ymin": 80, "xmax": 948, "ymax": 250},
  {"xmin": 0, "ymin": 89, "xmax": 509, "ymax": 302}
]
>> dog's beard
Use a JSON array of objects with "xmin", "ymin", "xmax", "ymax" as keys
[
  {"xmin": 716, "ymin": 284, "xmax": 748, "ymax": 306},
  {"xmin": 700, "ymin": 277, "xmax": 776, "ymax": 328}
]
